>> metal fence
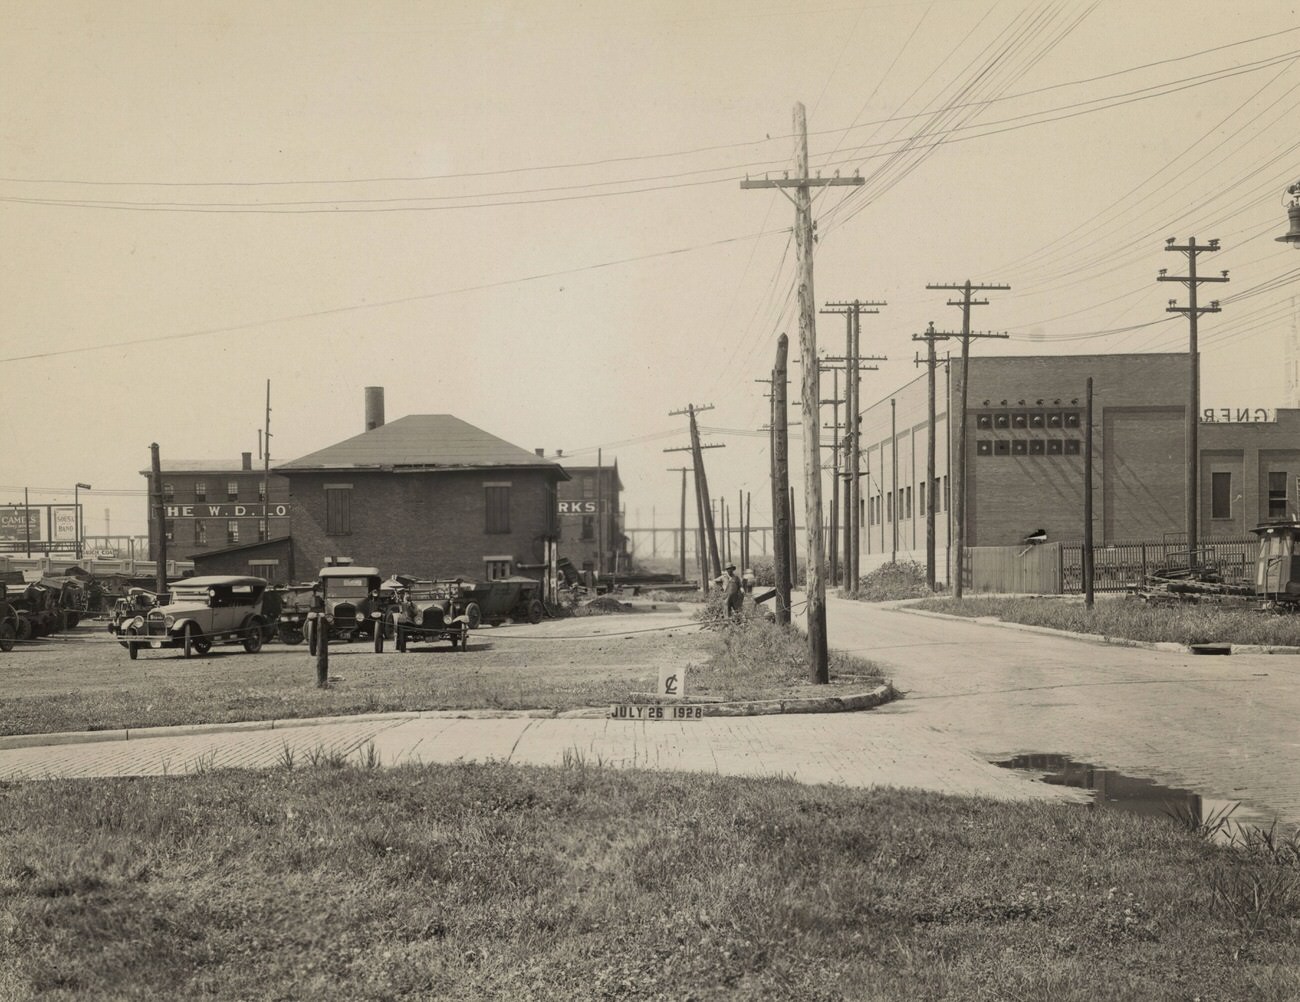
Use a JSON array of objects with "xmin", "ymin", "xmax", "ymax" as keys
[{"xmin": 1059, "ymin": 536, "xmax": 1257, "ymax": 594}]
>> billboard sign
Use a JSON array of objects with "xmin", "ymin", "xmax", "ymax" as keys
[{"xmin": 0, "ymin": 508, "xmax": 41, "ymax": 542}]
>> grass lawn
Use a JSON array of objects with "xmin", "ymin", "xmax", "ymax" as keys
[
  {"xmin": 2, "ymin": 760, "xmax": 1297, "ymax": 1001},
  {"xmin": 909, "ymin": 594, "xmax": 1300, "ymax": 647},
  {"xmin": 0, "ymin": 613, "xmax": 887, "ymax": 737}
]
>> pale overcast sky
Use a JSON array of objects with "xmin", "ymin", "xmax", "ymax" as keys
[{"xmin": 3, "ymin": 0, "xmax": 1298, "ymax": 540}]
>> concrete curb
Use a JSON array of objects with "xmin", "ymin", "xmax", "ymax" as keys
[
  {"xmin": 0, "ymin": 682, "xmax": 900, "ymax": 750},
  {"xmin": 894, "ymin": 604, "xmax": 1300, "ymax": 656}
]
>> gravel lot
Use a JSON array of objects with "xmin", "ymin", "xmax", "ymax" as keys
[{"xmin": 0, "ymin": 604, "xmax": 707, "ymax": 736}]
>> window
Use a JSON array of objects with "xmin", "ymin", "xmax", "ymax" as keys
[
  {"xmin": 227, "ymin": 521, "xmax": 239, "ymax": 546},
  {"xmin": 919, "ymin": 482, "xmax": 926, "ymax": 517},
  {"xmin": 1063, "ymin": 439, "xmax": 1080, "ymax": 456},
  {"xmin": 162, "ymin": 482, "xmax": 175, "ymax": 502},
  {"xmin": 582, "ymin": 477, "xmax": 596, "ymax": 499},
  {"xmin": 257, "ymin": 519, "xmax": 268, "ymax": 542},
  {"xmin": 1211, "ymin": 472, "xmax": 1232, "ymax": 520},
  {"xmin": 484, "ymin": 558, "xmax": 512, "ymax": 580},
  {"xmin": 1029, "ymin": 439, "xmax": 1046, "ymax": 455},
  {"xmin": 227, "ymin": 481, "xmax": 239, "ymax": 502},
  {"xmin": 933, "ymin": 478, "xmax": 942, "ymax": 513},
  {"xmin": 905, "ymin": 486, "xmax": 912, "ymax": 519},
  {"xmin": 887, "ymin": 491, "xmax": 893, "ymax": 522},
  {"xmin": 163, "ymin": 519, "xmax": 175, "ymax": 542},
  {"xmin": 581, "ymin": 515, "xmax": 594, "ymax": 540},
  {"xmin": 195, "ymin": 520, "xmax": 207, "ymax": 545},
  {"xmin": 194, "ymin": 481, "xmax": 206, "ymax": 502},
  {"xmin": 1012, "ymin": 440, "xmax": 1028, "ymax": 455},
  {"xmin": 1269, "ymin": 471, "xmax": 1288, "ymax": 518},
  {"xmin": 943, "ymin": 476, "xmax": 949, "ymax": 511},
  {"xmin": 326, "ymin": 487, "xmax": 352, "ymax": 535},
  {"xmin": 485, "ymin": 485, "xmax": 511, "ymax": 534},
  {"xmin": 258, "ymin": 482, "xmax": 267, "ymax": 502}
]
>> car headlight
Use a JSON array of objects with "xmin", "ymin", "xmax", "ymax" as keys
[
  {"xmin": 164, "ymin": 615, "xmax": 175, "ymax": 628},
  {"xmin": 355, "ymin": 612, "xmax": 365, "ymax": 622},
  {"xmin": 131, "ymin": 616, "xmax": 144, "ymax": 629}
]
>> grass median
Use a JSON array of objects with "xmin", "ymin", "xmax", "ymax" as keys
[
  {"xmin": 908, "ymin": 595, "xmax": 1300, "ymax": 647},
  {"xmin": 2, "ymin": 758, "xmax": 1297, "ymax": 1001},
  {"xmin": 0, "ymin": 612, "xmax": 888, "ymax": 737}
]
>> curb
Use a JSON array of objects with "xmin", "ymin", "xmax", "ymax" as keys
[
  {"xmin": 894, "ymin": 604, "xmax": 1300, "ymax": 656},
  {"xmin": 613, "ymin": 683, "xmax": 896, "ymax": 717}
]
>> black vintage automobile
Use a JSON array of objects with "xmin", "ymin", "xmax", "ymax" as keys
[
  {"xmin": 304, "ymin": 566, "xmax": 389, "ymax": 654},
  {"xmin": 385, "ymin": 578, "xmax": 474, "ymax": 652}
]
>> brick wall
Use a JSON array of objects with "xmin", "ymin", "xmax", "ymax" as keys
[
  {"xmin": 284, "ymin": 468, "xmax": 559, "ymax": 581},
  {"xmin": 147, "ymin": 470, "xmax": 291, "ymax": 560}
]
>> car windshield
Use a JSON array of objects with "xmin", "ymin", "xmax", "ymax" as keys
[
  {"xmin": 328, "ymin": 579, "xmax": 373, "ymax": 597},
  {"xmin": 169, "ymin": 586, "xmax": 212, "ymax": 603}
]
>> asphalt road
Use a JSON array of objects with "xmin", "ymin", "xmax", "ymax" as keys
[{"xmin": 823, "ymin": 593, "xmax": 1300, "ymax": 828}]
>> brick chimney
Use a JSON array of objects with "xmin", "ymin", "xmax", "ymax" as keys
[
  {"xmin": 241, "ymin": 452, "xmax": 252, "ymax": 470},
  {"xmin": 365, "ymin": 387, "xmax": 385, "ymax": 431}
]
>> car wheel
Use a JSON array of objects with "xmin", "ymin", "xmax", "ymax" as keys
[
  {"xmin": 0, "ymin": 621, "xmax": 14, "ymax": 652},
  {"xmin": 15, "ymin": 618, "xmax": 32, "ymax": 642},
  {"xmin": 182, "ymin": 623, "xmax": 201, "ymax": 657},
  {"xmin": 243, "ymin": 618, "xmax": 264, "ymax": 653},
  {"xmin": 464, "ymin": 602, "xmax": 482, "ymax": 630},
  {"xmin": 278, "ymin": 625, "xmax": 303, "ymax": 645},
  {"xmin": 526, "ymin": 599, "xmax": 544, "ymax": 625}
]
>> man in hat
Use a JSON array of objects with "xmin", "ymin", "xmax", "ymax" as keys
[{"xmin": 721, "ymin": 562, "xmax": 743, "ymax": 618}]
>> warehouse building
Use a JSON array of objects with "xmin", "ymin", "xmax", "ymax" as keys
[
  {"xmin": 858, "ymin": 351, "xmax": 1299, "ymax": 582},
  {"xmin": 552, "ymin": 455, "xmax": 627, "ymax": 577}
]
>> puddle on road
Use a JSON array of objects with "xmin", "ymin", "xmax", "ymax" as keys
[{"xmin": 992, "ymin": 753, "xmax": 1251, "ymax": 832}]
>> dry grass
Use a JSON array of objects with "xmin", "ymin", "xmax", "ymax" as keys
[{"xmin": 1, "ymin": 761, "xmax": 1297, "ymax": 1000}]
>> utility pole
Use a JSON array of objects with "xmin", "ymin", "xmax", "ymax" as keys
[
  {"xmin": 743, "ymin": 103, "xmax": 860, "ymax": 681},
  {"xmin": 1084, "ymin": 377, "xmax": 1095, "ymax": 609},
  {"xmin": 771, "ymin": 336, "xmax": 792, "ymax": 623},
  {"xmin": 821, "ymin": 366, "xmax": 841, "ymax": 587},
  {"xmin": 821, "ymin": 299, "xmax": 886, "ymax": 596},
  {"xmin": 926, "ymin": 280, "xmax": 1009, "ymax": 600},
  {"xmin": 668, "ymin": 467, "xmax": 690, "ymax": 582},
  {"xmin": 913, "ymin": 322, "xmax": 951, "ymax": 592},
  {"xmin": 665, "ymin": 409, "xmax": 724, "ymax": 592},
  {"xmin": 260, "ymin": 379, "xmax": 272, "ymax": 549},
  {"xmin": 1158, "ymin": 238, "xmax": 1227, "ymax": 568},
  {"xmin": 150, "ymin": 443, "xmax": 168, "ymax": 595}
]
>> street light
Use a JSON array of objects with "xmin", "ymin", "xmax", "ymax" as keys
[
  {"xmin": 1278, "ymin": 180, "xmax": 1300, "ymax": 249},
  {"xmin": 74, "ymin": 482, "xmax": 91, "ymax": 560}
]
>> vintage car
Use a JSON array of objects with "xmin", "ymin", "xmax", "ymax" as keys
[
  {"xmin": 304, "ymin": 566, "xmax": 387, "ymax": 654},
  {"xmin": 384, "ymin": 578, "xmax": 474, "ymax": 652},
  {"xmin": 461, "ymin": 576, "xmax": 546, "ymax": 626},
  {"xmin": 268, "ymin": 583, "xmax": 320, "ymax": 645},
  {"xmin": 119, "ymin": 575, "xmax": 269, "ymax": 659},
  {"xmin": 107, "ymin": 587, "xmax": 158, "ymax": 636},
  {"xmin": 0, "ymin": 584, "xmax": 17, "ymax": 653}
]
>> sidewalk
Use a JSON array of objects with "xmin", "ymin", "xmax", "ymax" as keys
[{"xmin": 0, "ymin": 707, "xmax": 1087, "ymax": 806}]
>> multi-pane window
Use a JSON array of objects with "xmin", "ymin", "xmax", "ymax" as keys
[
  {"xmin": 227, "ymin": 481, "xmax": 239, "ymax": 502},
  {"xmin": 194, "ymin": 481, "xmax": 206, "ymax": 502},
  {"xmin": 162, "ymin": 482, "xmax": 175, "ymax": 502},
  {"xmin": 485, "ymin": 558, "xmax": 512, "ymax": 580},
  {"xmin": 886, "ymin": 492, "xmax": 893, "ymax": 522},
  {"xmin": 581, "ymin": 515, "xmax": 595, "ymax": 540},
  {"xmin": 257, "ymin": 519, "xmax": 268, "ymax": 542},
  {"xmin": 195, "ymin": 520, "xmax": 207, "ymax": 545},
  {"xmin": 582, "ymin": 477, "xmax": 596, "ymax": 499},
  {"xmin": 226, "ymin": 521, "xmax": 239, "ymax": 546},
  {"xmin": 1211, "ymin": 473, "xmax": 1232, "ymax": 520},
  {"xmin": 485, "ymin": 485, "xmax": 511, "ymax": 534},
  {"xmin": 325, "ymin": 488, "xmax": 351, "ymax": 535},
  {"xmin": 919, "ymin": 481, "xmax": 926, "ymax": 517},
  {"xmin": 1268, "ymin": 471, "xmax": 1288, "ymax": 519},
  {"xmin": 943, "ymin": 476, "xmax": 950, "ymax": 512},
  {"xmin": 905, "ymin": 486, "xmax": 913, "ymax": 519},
  {"xmin": 258, "ymin": 482, "xmax": 267, "ymax": 502}
]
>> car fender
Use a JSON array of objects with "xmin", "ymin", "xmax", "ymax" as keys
[
  {"xmin": 169, "ymin": 616, "xmax": 202, "ymax": 637},
  {"xmin": 449, "ymin": 614, "xmax": 471, "ymax": 626}
]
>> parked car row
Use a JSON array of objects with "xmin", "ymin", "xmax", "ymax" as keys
[{"xmin": 104, "ymin": 567, "xmax": 547, "ymax": 660}]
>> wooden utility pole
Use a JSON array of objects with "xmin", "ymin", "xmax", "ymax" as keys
[
  {"xmin": 821, "ymin": 299, "xmax": 886, "ymax": 596},
  {"xmin": 771, "ymin": 336, "xmax": 792, "ymax": 624},
  {"xmin": 667, "ymin": 467, "xmax": 690, "ymax": 582},
  {"xmin": 912, "ymin": 322, "xmax": 951, "ymax": 592},
  {"xmin": 596, "ymin": 449, "xmax": 604, "ymax": 579},
  {"xmin": 926, "ymin": 281, "xmax": 1009, "ymax": 600},
  {"xmin": 150, "ymin": 443, "xmax": 167, "ymax": 595},
  {"xmin": 1158, "ymin": 238, "xmax": 1227, "ymax": 568},
  {"xmin": 665, "ymin": 412, "xmax": 724, "ymax": 592},
  {"xmin": 1084, "ymin": 377, "xmax": 1096, "ymax": 609},
  {"xmin": 823, "ymin": 367, "xmax": 841, "ymax": 587},
  {"xmin": 743, "ymin": 103, "xmax": 860, "ymax": 681}
]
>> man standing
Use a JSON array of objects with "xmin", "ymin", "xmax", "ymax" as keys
[{"xmin": 722, "ymin": 563, "xmax": 743, "ymax": 618}]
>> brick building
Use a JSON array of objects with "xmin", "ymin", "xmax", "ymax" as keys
[
  {"xmin": 267, "ymin": 407, "xmax": 568, "ymax": 587},
  {"xmin": 144, "ymin": 453, "xmax": 290, "ymax": 561},
  {"xmin": 859, "ymin": 351, "xmax": 1300, "ymax": 582},
  {"xmin": 554, "ymin": 458, "xmax": 627, "ymax": 575}
]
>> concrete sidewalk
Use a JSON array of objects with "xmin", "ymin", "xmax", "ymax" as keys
[{"xmin": 0, "ymin": 708, "xmax": 1086, "ymax": 806}]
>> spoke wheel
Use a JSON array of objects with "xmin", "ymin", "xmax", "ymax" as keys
[
  {"xmin": 243, "ymin": 618, "xmax": 263, "ymax": 653},
  {"xmin": 0, "ymin": 621, "xmax": 14, "ymax": 652}
]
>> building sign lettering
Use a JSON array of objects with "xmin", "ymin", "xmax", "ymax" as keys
[
  {"xmin": 164, "ymin": 503, "xmax": 290, "ymax": 519},
  {"xmin": 557, "ymin": 500, "xmax": 600, "ymax": 515},
  {"xmin": 1201, "ymin": 407, "xmax": 1276, "ymax": 424},
  {"xmin": 0, "ymin": 509, "xmax": 42, "ymax": 542}
]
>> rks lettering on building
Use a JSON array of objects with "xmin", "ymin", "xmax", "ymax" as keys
[{"xmin": 556, "ymin": 500, "xmax": 601, "ymax": 514}]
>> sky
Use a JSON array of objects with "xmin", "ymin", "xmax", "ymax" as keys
[{"xmin": 3, "ymin": 0, "xmax": 1299, "ymax": 545}]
